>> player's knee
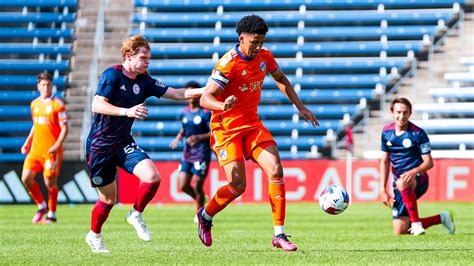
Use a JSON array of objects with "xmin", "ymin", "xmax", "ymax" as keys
[
  {"xmin": 267, "ymin": 163, "xmax": 283, "ymax": 179},
  {"xmin": 229, "ymin": 181, "xmax": 246, "ymax": 193},
  {"xmin": 100, "ymin": 198, "xmax": 116, "ymax": 205},
  {"xmin": 395, "ymin": 179, "xmax": 408, "ymax": 190},
  {"xmin": 180, "ymin": 183, "xmax": 193, "ymax": 193}
]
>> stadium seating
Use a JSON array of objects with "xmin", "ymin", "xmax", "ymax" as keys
[
  {"xmin": 0, "ymin": 0, "xmax": 75, "ymax": 161},
  {"xmin": 130, "ymin": 0, "xmax": 463, "ymax": 159}
]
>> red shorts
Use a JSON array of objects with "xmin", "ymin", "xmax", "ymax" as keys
[
  {"xmin": 211, "ymin": 124, "xmax": 276, "ymax": 166},
  {"xmin": 23, "ymin": 149, "xmax": 62, "ymax": 177}
]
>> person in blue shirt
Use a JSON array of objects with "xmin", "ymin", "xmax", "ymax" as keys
[
  {"xmin": 170, "ymin": 81, "xmax": 212, "ymax": 223},
  {"xmin": 379, "ymin": 97, "xmax": 455, "ymax": 236},
  {"xmin": 84, "ymin": 35, "xmax": 204, "ymax": 253}
]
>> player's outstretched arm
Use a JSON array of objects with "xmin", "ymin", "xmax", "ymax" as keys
[
  {"xmin": 270, "ymin": 69, "xmax": 319, "ymax": 127},
  {"xmin": 200, "ymin": 80, "xmax": 237, "ymax": 111},
  {"xmin": 162, "ymin": 87, "xmax": 205, "ymax": 101},
  {"xmin": 379, "ymin": 151, "xmax": 392, "ymax": 208},
  {"xmin": 92, "ymin": 95, "xmax": 148, "ymax": 119}
]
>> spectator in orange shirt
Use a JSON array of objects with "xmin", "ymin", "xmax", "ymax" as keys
[{"xmin": 20, "ymin": 72, "xmax": 68, "ymax": 223}]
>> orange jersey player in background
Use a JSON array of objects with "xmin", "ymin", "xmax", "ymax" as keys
[
  {"xmin": 21, "ymin": 72, "xmax": 68, "ymax": 224},
  {"xmin": 196, "ymin": 15, "xmax": 319, "ymax": 251}
]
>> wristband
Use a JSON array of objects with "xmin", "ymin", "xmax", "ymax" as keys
[{"xmin": 119, "ymin": 108, "xmax": 127, "ymax": 117}]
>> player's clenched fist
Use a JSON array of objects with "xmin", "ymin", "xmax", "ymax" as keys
[{"xmin": 223, "ymin": 95, "xmax": 237, "ymax": 111}]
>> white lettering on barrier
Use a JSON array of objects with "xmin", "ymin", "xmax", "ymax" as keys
[
  {"xmin": 253, "ymin": 168, "xmax": 263, "ymax": 201},
  {"xmin": 447, "ymin": 167, "xmax": 469, "ymax": 199},
  {"xmin": 285, "ymin": 168, "xmax": 306, "ymax": 201},
  {"xmin": 314, "ymin": 168, "xmax": 343, "ymax": 200},
  {"xmin": 353, "ymin": 167, "xmax": 379, "ymax": 200}
]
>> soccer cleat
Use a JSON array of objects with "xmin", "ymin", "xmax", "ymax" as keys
[
  {"xmin": 32, "ymin": 208, "xmax": 48, "ymax": 224},
  {"xmin": 272, "ymin": 234, "xmax": 298, "ymax": 251},
  {"xmin": 126, "ymin": 209, "xmax": 152, "ymax": 241},
  {"xmin": 197, "ymin": 207, "xmax": 213, "ymax": 247},
  {"xmin": 408, "ymin": 221, "xmax": 426, "ymax": 236},
  {"xmin": 441, "ymin": 210, "xmax": 455, "ymax": 235},
  {"xmin": 85, "ymin": 231, "xmax": 110, "ymax": 253},
  {"xmin": 43, "ymin": 217, "xmax": 57, "ymax": 223}
]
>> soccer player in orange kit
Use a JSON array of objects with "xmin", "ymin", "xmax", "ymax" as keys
[
  {"xmin": 196, "ymin": 15, "xmax": 319, "ymax": 251},
  {"xmin": 20, "ymin": 72, "xmax": 68, "ymax": 223}
]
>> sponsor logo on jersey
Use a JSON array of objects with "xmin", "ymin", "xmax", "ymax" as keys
[
  {"xmin": 133, "ymin": 84, "xmax": 140, "ymax": 94},
  {"xmin": 402, "ymin": 138, "xmax": 412, "ymax": 148}
]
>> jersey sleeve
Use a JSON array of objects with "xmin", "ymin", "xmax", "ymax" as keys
[
  {"xmin": 53, "ymin": 97, "xmax": 68, "ymax": 125},
  {"xmin": 263, "ymin": 48, "xmax": 279, "ymax": 74},
  {"xmin": 381, "ymin": 131, "xmax": 388, "ymax": 152},
  {"xmin": 210, "ymin": 53, "xmax": 234, "ymax": 89},
  {"xmin": 146, "ymin": 74, "xmax": 169, "ymax": 98},
  {"xmin": 418, "ymin": 129, "xmax": 431, "ymax": 154},
  {"xmin": 96, "ymin": 68, "xmax": 119, "ymax": 99}
]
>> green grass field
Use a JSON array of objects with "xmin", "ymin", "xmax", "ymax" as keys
[{"xmin": 1, "ymin": 202, "xmax": 473, "ymax": 264}]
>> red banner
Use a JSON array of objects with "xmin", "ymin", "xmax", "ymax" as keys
[{"xmin": 117, "ymin": 159, "xmax": 474, "ymax": 204}]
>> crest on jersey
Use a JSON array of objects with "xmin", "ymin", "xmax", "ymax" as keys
[
  {"xmin": 133, "ymin": 84, "xmax": 140, "ymax": 94},
  {"xmin": 46, "ymin": 106, "xmax": 52, "ymax": 114},
  {"xmin": 193, "ymin": 116, "xmax": 202, "ymax": 124},
  {"xmin": 260, "ymin": 61, "xmax": 266, "ymax": 72},
  {"xmin": 402, "ymin": 138, "xmax": 412, "ymax": 148},
  {"xmin": 219, "ymin": 148, "xmax": 227, "ymax": 160},
  {"xmin": 92, "ymin": 176, "xmax": 103, "ymax": 186}
]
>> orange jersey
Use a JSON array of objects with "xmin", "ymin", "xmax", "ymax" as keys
[
  {"xmin": 209, "ymin": 46, "xmax": 278, "ymax": 131},
  {"xmin": 30, "ymin": 96, "xmax": 68, "ymax": 153}
]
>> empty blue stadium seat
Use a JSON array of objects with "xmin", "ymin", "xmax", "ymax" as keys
[
  {"xmin": 0, "ymin": 106, "xmax": 30, "ymax": 117},
  {"xmin": 0, "ymin": 91, "xmax": 64, "ymax": 102},
  {"xmin": 149, "ymin": 41, "xmax": 425, "ymax": 58},
  {"xmin": 0, "ymin": 60, "xmax": 69, "ymax": 71},
  {"xmin": 131, "ymin": 25, "xmax": 441, "ymax": 42},
  {"xmin": 444, "ymin": 72, "xmax": 474, "ymax": 84},
  {"xmin": 0, "ymin": 153, "xmax": 25, "ymax": 162},
  {"xmin": 429, "ymin": 87, "xmax": 474, "ymax": 101},
  {"xmin": 0, "ymin": 28, "xmax": 73, "ymax": 39},
  {"xmin": 135, "ymin": 0, "xmax": 463, "ymax": 10},
  {"xmin": 132, "ymin": 9, "xmax": 457, "ymax": 26},
  {"xmin": 0, "ymin": 121, "xmax": 31, "ymax": 133},
  {"xmin": 147, "ymin": 57, "xmax": 410, "ymax": 73},
  {"xmin": 0, "ymin": 12, "xmax": 75, "ymax": 23},
  {"xmin": 0, "ymin": 75, "xmax": 66, "ymax": 87},
  {"xmin": 133, "ymin": 121, "xmax": 183, "ymax": 135},
  {"xmin": 414, "ymin": 102, "xmax": 474, "ymax": 116},
  {"xmin": 0, "ymin": 137, "xmax": 23, "ymax": 149},
  {"xmin": 429, "ymin": 134, "xmax": 474, "ymax": 149},
  {"xmin": 260, "ymin": 88, "xmax": 376, "ymax": 102},
  {"xmin": 411, "ymin": 119, "xmax": 474, "ymax": 133},
  {"xmin": 0, "ymin": 0, "xmax": 77, "ymax": 8},
  {"xmin": 0, "ymin": 43, "xmax": 72, "ymax": 55}
]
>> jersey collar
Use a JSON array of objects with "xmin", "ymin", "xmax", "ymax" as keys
[{"xmin": 235, "ymin": 44, "xmax": 254, "ymax": 62}]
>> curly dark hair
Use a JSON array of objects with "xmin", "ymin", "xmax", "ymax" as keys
[{"xmin": 236, "ymin": 15, "xmax": 268, "ymax": 35}]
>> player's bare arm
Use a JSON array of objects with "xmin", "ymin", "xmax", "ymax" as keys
[
  {"xmin": 187, "ymin": 132, "xmax": 211, "ymax": 147},
  {"xmin": 170, "ymin": 128, "xmax": 185, "ymax": 149},
  {"xmin": 379, "ymin": 151, "xmax": 392, "ymax": 207},
  {"xmin": 48, "ymin": 123, "xmax": 68, "ymax": 154},
  {"xmin": 92, "ymin": 95, "xmax": 148, "ymax": 119},
  {"xmin": 162, "ymin": 87, "xmax": 204, "ymax": 101},
  {"xmin": 21, "ymin": 126, "xmax": 35, "ymax": 154},
  {"xmin": 400, "ymin": 153, "xmax": 434, "ymax": 183},
  {"xmin": 200, "ymin": 80, "xmax": 237, "ymax": 111},
  {"xmin": 270, "ymin": 69, "xmax": 319, "ymax": 127}
]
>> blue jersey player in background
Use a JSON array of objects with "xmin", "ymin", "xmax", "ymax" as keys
[
  {"xmin": 379, "ymin": 97, "xmax": 455, "ymax": 236},
  {"xmin": 169, "ymin": 81, "xmax": 212, "ymax": 223},
  {"xmin": 85, "ymin": 35, "xmax": 204, "ymax": 253}
]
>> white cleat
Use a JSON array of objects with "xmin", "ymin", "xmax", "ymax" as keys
[
  {"xmin": 441, "ymin": 210, "xmax": 455, "ymax": 235},
  {"xmin": 126, "ymin": 209, "xmax": 152, "ymax": 241},
  {"xmin": 409, "ymin": 221, "xmax": 426, "ymax": 236},
  {"xmin": 85, "ymin": 231, "xmax": 110, "ymax": 253},
  {"xmin": 193, "ymin": 214, "xmax": 198, "ymax": 224}
]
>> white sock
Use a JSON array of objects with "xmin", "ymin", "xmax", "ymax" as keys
[
  {"xmin": 38, "ymin": 201, "xmax": 47, "ymax": 210},
  {"xmin": 202, "ymin": 209, "xmax": 213, "ymax": 221},
  {"xmin": 274, "ymin": 226, "xmax": 284, "ymax": 236},
  {"xmin": 89, "ymin": 230, "xmax": 100, "ymax": 237},
  {"xmin": 47, "ymin": 211, "xmax": 56, "ymax": 218}
]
